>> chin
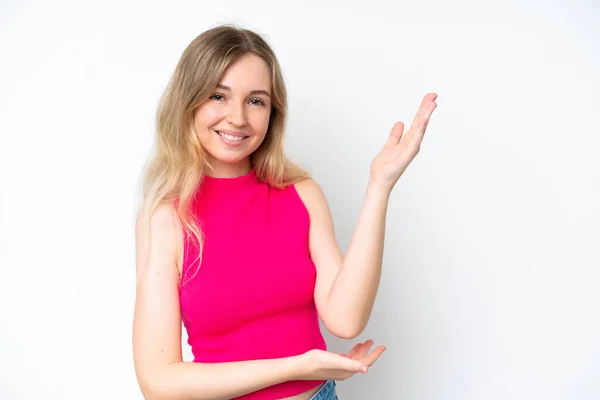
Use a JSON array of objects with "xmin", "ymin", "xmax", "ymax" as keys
[{"xmin": 204, "ymin": 147, "xmax": 253, "ymax": 166}]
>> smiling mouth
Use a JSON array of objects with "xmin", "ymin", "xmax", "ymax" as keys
[{"xmin": 214, "ymin": 130, "xmax": 249, "ymax": 142}]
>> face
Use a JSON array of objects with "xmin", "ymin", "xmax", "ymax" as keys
[{"xmin": 193, "ymin": 53, "xmax": 272, "ymax": 177}]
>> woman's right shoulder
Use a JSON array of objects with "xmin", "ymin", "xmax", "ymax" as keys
[
  {"xmin": 136, "ymin": 201, "xmax": 180, "ymax": 235},
  {"xmin": 133, "ymin": 201, "xmax": 185, "ymax": 384},
  {"xmin": 135, "ymin": 201, "xmax": 183, "ymax": 278}
]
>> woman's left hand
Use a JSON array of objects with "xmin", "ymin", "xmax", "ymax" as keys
[{"xmin": 370, "ymin": 92, "xmax": 438, "ymax": 192}]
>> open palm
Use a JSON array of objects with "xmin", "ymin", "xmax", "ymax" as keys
[
  {"xmin": 370, "ymin": 92, "xmax": 438, "ymax": 191},
  {"xmin": 338, "ymin": 339, "xmax": 386, "ymax": 372}
]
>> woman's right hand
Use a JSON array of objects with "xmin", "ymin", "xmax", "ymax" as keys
[{"xmin": 299, "ymin": 339, "xmax": 386, "ymax": 381}]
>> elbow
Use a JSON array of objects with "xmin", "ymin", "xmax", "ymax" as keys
[
  {"xmin": 136, "ymin": 367, "xmax": 174, "ymax": 400},
  {"xmin": 326, "ymin": 321, "xmax": 365, "ymax": 340},
  {"xmin": 137, "ymin": 376, "xmax": 162, "ymax": 400},
  {"xmin": 140, "ymin": 380, "xmax": 174, "ymax": 400},
  {"xmin": 336, "ymin": 328, "xmax": 363, "ymax": 340},
  {"xmin": 335, "ymin": 331, "xmax": 361, "ymax": 340}
]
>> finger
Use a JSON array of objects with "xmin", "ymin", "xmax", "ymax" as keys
[
  {"xmin": 334, "ymin": 353, "xmax": 368, "ymax": 373},
  {"xmin": 406, "ymin": 93, "xmax": 437, "ymax": 140},
  {"xmin": 423, "ymin": 101, "xmax": 437, "ymax": 132},
  {"xmin": 360, "ymin": 345, "xmax": 387, "ymax": 367},
  {"xmin": 345, "ymin": 342, "xmax": 364, "ymax": 359},
  {"xmin": 364, "ymin": 345, "xmax": 386, "ymax": 366},
  {"xmin": 413, "ymin": 93, "xmax": 436, "ymax": 123},
  {"xmin": 421, "ymin": 92, "xmax": 438, "ymax": 107},
  {"xmin": 385, "ymin": 122, "xmax": 404, "ymax": 147},
  {"xmin": 354, "ymin": 340, "xmax": 374, "ymax": 359}
]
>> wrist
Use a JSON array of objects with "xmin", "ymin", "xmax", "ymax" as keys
[
  {"xmin": 292, "ymin": 351, "xmax": 316, "ymax": 380},
  {"xmin": 366, "ymin": 179, "xmax": 392, "ymax": 201}
]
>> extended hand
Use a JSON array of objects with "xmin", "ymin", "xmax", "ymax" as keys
[
  {"xmin": 300, "ymin": 339, "xmax": 386, "ymax": 381},
  {"xmin": 370, "ymin": 93, "xmax": 438, "ymax": 192},
  {"xmin": 338, "ymin": 339, "xmax": 386, "ymax": 371}
]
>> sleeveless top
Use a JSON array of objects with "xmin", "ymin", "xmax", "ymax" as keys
[{"xmin": 178, "ymin": 169, "xmax": 327, "ymax": 399}]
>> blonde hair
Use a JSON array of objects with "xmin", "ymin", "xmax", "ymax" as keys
[{"xmin": 137, "ymin": 24, "xmax": 309, "ymax": 281}]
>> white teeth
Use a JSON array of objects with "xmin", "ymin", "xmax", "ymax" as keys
[{"xmin": 217, "ymin": 131, "xmax": 245, "ymax": 141}]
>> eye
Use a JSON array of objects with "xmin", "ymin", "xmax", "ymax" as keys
[
  {"xmin": 210, "ymin": 93, "xmax": 225, "ymax": 101},
  {"xmin": 249, "ymin": 98, "xmax": 265, "ymax": 106}
]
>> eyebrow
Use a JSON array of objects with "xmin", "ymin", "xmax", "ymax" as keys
[{"xmin": 216, "ymin": 84, "xmax": 271, "ymax": 98}]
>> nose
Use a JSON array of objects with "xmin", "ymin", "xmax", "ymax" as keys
[{"xmin": 226, "ymin": 101, "xmax": 248, "ymax": 127}]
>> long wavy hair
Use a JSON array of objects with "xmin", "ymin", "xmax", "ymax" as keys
[{"xmin": 137, "ymin": 25, "xmax": 309, "ymax": 281}]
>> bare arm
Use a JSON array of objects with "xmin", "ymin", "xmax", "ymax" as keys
[
  {"xmin": 327, "ymin": 182, "xmax": 389, "ymax": 337},
  {"xmin": 296, "ymin": 94, "xmax": 438, "ymax": 339},
  {"xmin": 132, "ymin": 202, "xmax": 306, "ymax": 400},
  {"xmin": 141, "ymin": 359, "xmax": 303, "ymax": 400},
  {"xmin": 295, "ymin": 179, "xmax": 387, "ymax": 339}
]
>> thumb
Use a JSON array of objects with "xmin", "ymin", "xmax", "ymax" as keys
[
  {"xmin": 385, "ymin": 122, "xmax": 405, "ymax": 147},
  {"xmin": 332, "ymin": 353, "xmax": 368, "ymax": 373}
]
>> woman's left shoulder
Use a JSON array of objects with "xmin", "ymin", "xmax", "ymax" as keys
[{"xmin": 291, "ymin": 177, "xmax": 330, "ymax": 214}]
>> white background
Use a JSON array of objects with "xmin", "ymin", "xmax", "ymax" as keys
[{"xmin": 1, "ymin": 0, "xmax": 599, "ymax": 399}]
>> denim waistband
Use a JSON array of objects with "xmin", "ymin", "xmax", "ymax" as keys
[{"xmin": 309, "ymin": 380, "xmax": 338, "ymax": 400}]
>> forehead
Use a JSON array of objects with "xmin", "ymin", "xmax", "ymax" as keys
[{"xmin": 218, "ymin": 53, "xmax": 271, "ymax": 92}]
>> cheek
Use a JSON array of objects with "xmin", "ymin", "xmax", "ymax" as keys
[
  {"xmin": 195, "ymin": 106, "xmax": 224, "ymax": 131},
  {"xmin": 249, "ymin": 110, "xmax": 272, "ymax": 136}
]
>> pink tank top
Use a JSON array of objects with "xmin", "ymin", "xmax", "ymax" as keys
[{"xmin": 178, "ymin": 169, "xmax": 327, "ymax": 399}]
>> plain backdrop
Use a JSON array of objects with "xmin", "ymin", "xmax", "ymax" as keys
[{"xmin": 1, "ymin": 0, "xmax": 599, "ymax": 399}]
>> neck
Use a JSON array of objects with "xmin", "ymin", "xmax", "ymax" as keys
[{"xmin": 205, "ymin": 158, "xmax": 252, "ymax": 178}]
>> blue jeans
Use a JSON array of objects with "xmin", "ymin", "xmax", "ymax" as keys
[{"xmin": 309, "ymin": 380, "xmax": 338, "ymax": 400}]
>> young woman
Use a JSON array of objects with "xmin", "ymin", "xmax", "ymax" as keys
[{"xmin": 133, "ymin": 25, "xmax": 437, "ymax": 400}]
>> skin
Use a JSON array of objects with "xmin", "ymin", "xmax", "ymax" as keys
[
  {"xmin": 134, "ymin": 51, "xmax": 437, "ymax": 400},
  {"xmin": 194, "ymin": 52, "xmax": 438, "ymax": 396},
  {"xmin": 193, "ymin": 53, "xmax": 272, "ymax": 178}
]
